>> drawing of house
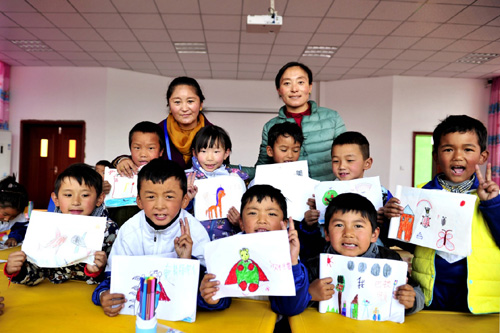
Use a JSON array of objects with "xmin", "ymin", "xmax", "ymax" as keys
[{"xmin": 397, "ymin": 205, "xmax": 415, "ymax": 242}]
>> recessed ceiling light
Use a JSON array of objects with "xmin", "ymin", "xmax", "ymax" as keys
[
  {"xmin": 10, "ymin": 40, "xmax": 52, "ymax": 52},
  {"xmin": 302, "ymin": 45, "xmax": 338, "ymax": 58},
  {"xmin": 456, "ymin": 53, "xmax": 499, "ymax": 64},
  {"xmin": 174, "ymin": 42, "xmax": 207, "ymax": 54}
]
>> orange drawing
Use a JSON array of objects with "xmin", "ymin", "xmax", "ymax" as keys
[
  {"xmin": 206, "ymin": 187, "xmax": 225, "ymax": 219},
  {"xmin": 397, "ymin": 205, "xmax": 415, "ymax": 242}
]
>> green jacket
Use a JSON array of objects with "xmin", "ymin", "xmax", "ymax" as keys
[{"xmin": 256, "ymin": 101, "xmax": 346, "ymax": 181}]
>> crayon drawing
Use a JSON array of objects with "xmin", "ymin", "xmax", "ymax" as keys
[
  {"xmin": 314, "ymin": 177, "xmax": 383, "ymax": 224},
  {"xmin": 22, "ymin": 211, "xmax": 106, "ymax": 268},
  {"xmin": 111, "ymin": 256, "xmax": 200, "ymax": 322},
  {"xmin": 104, "ymin": 167, "xmax": 139, "ymax": 207},
  {"xmin": 204, "ymin": 231, "xmax": 296, "ymax": 300},
  {"xmin": 194, "ymin": 176, "xmax": 246, "ymax": 221},
  {"xmin": 319, "ymin": 254, "xmax": 407, "ymax": 323},
  {"xmin": 388, "ymin": 186, "xmax": 476, "ymax": 257}
]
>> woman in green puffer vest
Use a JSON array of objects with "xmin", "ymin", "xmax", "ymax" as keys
[{"xmin": 255, "ymin": 62, "xmax": 346, "ymax": 181}]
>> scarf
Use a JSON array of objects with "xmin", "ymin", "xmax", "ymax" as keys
[
  {"xmin": 167, "ymin": 113, "xmax": 205, "ymax": 163},
  {"xmin": 437, "ymin": 173, "xmax": 475, "ymax": 194}
]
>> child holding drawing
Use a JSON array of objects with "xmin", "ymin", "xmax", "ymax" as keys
[
  {"xmin": 0, "ymin": 176, "xmax": 29, "ymax": 247},
  {"xmin": 92, "ymin": 158, "xmax": 210, "ymax": 317},
  {"xmin": 106, "ymin": 121, "xmax": 166, "ymax": 226},
  {"xmin": 384, "ymin": 115, "xmax": 500, "ymax": 313},
  {"xmin": 198, "ymin": 184, "xmax": 311, "ymax": 318},
  {"xmin": 184, "ymin": 125, "xmax": 248, "ymax": 240},
  {"xmin": 305, "ymin": 193, "xmax": 424, "ymax": 315},
  {"xmin": 4, "ymin": 164, "xmax": 118, "ymax": 285}
]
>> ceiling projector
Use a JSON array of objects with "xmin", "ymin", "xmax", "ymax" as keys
[{"xmin": 246, "ymin": 14, "xmax": 283, "ymax": 33}]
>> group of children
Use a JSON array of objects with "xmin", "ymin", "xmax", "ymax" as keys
[{"xmin": 1, "ymin": 113, "xmax": 498, "ymax": 326}]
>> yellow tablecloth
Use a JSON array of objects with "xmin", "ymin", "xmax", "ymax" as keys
[
  {"xmin": 289, "ymin": 305, "xmax": 499, "ymax": 333},
  {"xmin": 0, "ymin": 246, "xmax": 277, "ymax": 332}
]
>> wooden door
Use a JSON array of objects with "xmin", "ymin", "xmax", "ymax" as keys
[{"xmin": 19, "ymin": 121, "xmax": 85, "ymax": 209}]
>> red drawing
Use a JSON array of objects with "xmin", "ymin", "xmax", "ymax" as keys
[
  {"xmin": 225, "ymin": 248, "xmax": 268, "ymax": 292},
  {"xmin": 206, "ymin": 187, "xmax": 225, "ymax": 219},
  {"xmin": 436, "ymin": 229, "xmax": 455, "ymax": 251},
  {"xmin": 397, "ymin": 205, "xmax": 415, "ymax": 242}
]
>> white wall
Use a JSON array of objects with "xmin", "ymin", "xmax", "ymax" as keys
[{"xmin": 9, "ymin": 67, "xmax": 490, "ymax": 192}]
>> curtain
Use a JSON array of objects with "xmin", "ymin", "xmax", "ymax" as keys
[
  {"xmin": 0, "ymin": 61, "xmax": 10, "ymax": 130},
  {"xmin": 488, "ymin": 77, "xmax": 500, "ymax": 185}
]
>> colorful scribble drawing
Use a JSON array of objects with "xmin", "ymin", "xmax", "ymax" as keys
[
  {"xmin": 322, "ymin": 190, "xmax": 338, "ymax": 206},
  {"xmin": 336, "ymin": 275, "xmax": 345, "ymax": 313},
  {"xmin": 420, "ymin": 207, "xmax": 431, "ymax": 228},
  {"xmin": 436, "ymin": 229, "xmax": 455, "ymax": 251},
  {"xmin": 373, "ymin": 307, "xmax": 381, "ymax": 321},
  {"xmin": 206, "ymin": 187, "xmax": 225, "ymax": 219},
  {"xmin": 397, "ymin": 205, "xmax": 415, "ymax": 241},
  {"xmin": 71, "ymin": 232, "xmax": 87, "ymax": 253},
  {"xmin": 350, "ymin": 295, "xmax": 358, "ymax": 319},
  {"xmin": 225, "ymin": 248, "xmax": 268, "ymax": 292}
]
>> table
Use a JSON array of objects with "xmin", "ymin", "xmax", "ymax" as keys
[
  {"xmin": 0, "ymin": 246, "xmax": 277, "ymax": 332},
  {"xmin": 289, "ymin": 305, "xmax": 499, "ymax": 333}
]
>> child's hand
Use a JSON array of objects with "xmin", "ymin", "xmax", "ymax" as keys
[
  {"xmin": 103, "ymin": 180, "xmax": 111, "ymax": 195},
  {"xmin": 476, "ymin": 163, "xmax": 499, "ymax": 201},
  {"xmin": 383, "ymin": 197, "xmax": 404, "ymax": 219},
  {"xmin": 227, "ymin": 207, "xmax": 240, "ymax": 226},
  {"xmin": 304, "ymin": 196, "xmax": 319, "ymax": 226},
  {"xmin": 309, "ymin": 277, "xmax": 334, "ymax": 301},
  {"xmin": 307, "ymin": 196, "xmax": 317, "ymax": 210},
  {"xmin": 282, "ymin": 217, "xmax": 299, "ymax": 265},
  {"xmin": 175, "ymin": 218, "xmax": 193, "ymax": 259},
  {"xmin": 5, "ymin": 237, "xmax": 18, "ymax": 247},
  {"xmin": 186, "ymin": 172, "xmax": 198, "ymax": 201},
  {"xmin": 86, "ymin": 251, "xmax": 107, "ymax": 274},
  {"xmin": 376, "ymin": 207, "xmax": 385, "ymax": 225},
  {"xmin": 394, "ymin": 284, "xmax": 416, "ymax": 309},
  {"xmin": 6, "ymin": 251, "xmax": 26, "ymax": 275},
  {"xmin": 200, "ymin": 273, "xmax": 221, "ymax": 305},
  {"xmin": 0, "ymin": 296, "xmax": 4, "ymax": 315},
  {"xmin": 100, "ymin": 290, "xmax": 126, "ymax": 317},
  {"xmin": 116, "ymin": 158, "xmax": 137, "ymax": 178}
]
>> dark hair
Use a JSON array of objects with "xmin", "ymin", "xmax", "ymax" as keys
[
  {"xmin": 332, "ymin": 131, "xmax": 370, "ymax": 160},
  {"xmin": 128, "ymin": 121, "xmax": 166, "ymax": 153},
  {"xmin": 275, "ymin": 62, "xmax": 313, "ymax": 89},
  {"xmin": 137, "ymin": 158, "xmax": 187, "ymax": 196},
  {"xmin": 240, "ymin": 185, "xmax": 287, "ymax": 219},
  {"xmin": 324, "ymin": 193, "xmax": 377, "ymax": 233},
  {"xmin": 54, "ymin": 163, "xmax": 103, "ymax": 198},
  {"xmin": 432, "ymin": 115, "xmax": 487, "ymax": 154},
  {"xmin": 95, "ymin": 160, "xmax": 112, "ymax": 168},
  {"xmin": 267, "ymin": 122, "xmax": 304, "ymax": 148},
  {"xmin": 0, "ymin": 175, "xmax": 28, "ymax": 213},
  {"xmin": 166, "ymin": 76, "xmax": 205, "ymax": 106},
  {"xmin": 191, "ymin": 125, "xmax": 232, "ymax": 165}
]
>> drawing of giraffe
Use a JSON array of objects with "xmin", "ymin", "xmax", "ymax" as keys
[{"xmin": 206, "ymin": 187, "xmax": 225, "ymax": 219}]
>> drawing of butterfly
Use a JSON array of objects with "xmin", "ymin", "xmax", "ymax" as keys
[{"xmin": 436, "ymin": 229, "xmax": 455, "ymax": 251}]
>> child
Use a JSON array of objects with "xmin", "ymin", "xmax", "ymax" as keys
[
  {"xmin": 95, "ymin": 160, "xmax": 113, "ymax": 195},
  {"xmin": 306, "ymin": 193, "xmax": 424, "ymax": 315},
  {"xmin": 107, "ymin": 121, "xmax": 166, "ymax": 226},
  {"xmin": 92, "ymin": 158, "xmax": 210, "ymax": 317},
  {"xmin": 4, "ymin": 164, "xmax": 118, "ymax": 285},
  {"xmin": 385, "ymin": 115, "xmax": 500, "ymax": 313},
  {"xmin": 198, "ymin": 184, "xmax": 311, "ymax": 317},
  {"xmin": 185, "ymin": 125, "xmax": 248, "ymax": 240},
  {"xmin": 266, "ymin": 122, "xmax": 304, "ymax": 164},
  {"xmin": 0, "ymin": 176, "xmax": 29, "ymax": 247}
]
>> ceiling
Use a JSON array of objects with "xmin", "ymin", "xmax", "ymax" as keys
[{"xmin": 0, "ymin": 0, "xmax": 499, "ymax": 82}]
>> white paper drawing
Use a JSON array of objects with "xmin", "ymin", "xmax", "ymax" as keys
[
  {"xmin": 110, "ymin": 256, "xmax": 200, "ymax": 322},
  {"xmin": 104, "ymin": 167, "xmax": 138, "ymax": 207},
  {"xmin": 254, "ymin": 173, "xmax": 318, "ymax": 221},
  {"xmin": 204, "ymin": 230, "xmax": 296, "ymax": 300},
  {"xmin": 254, "ymin": 160, "xmax": 309, "ymax": 182},
  {"xmin": 314, "ymin": 177, "xmax": 384, "ymax": 224},
  {"xmin": 193, "ymin": 175, "xmax": 246, "ymax": 220},
  {"xmin": 387, "ymin": 186, "xmax": 476, "ymax": 256},
  {"xmin": 319, "ymin": 254, "xmax": 407, "ymax": 323},
  {"xmin": 22, "ymin": 211, "xmax": 106, "ymax": 268}
]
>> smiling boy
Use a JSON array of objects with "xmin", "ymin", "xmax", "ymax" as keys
[
  {"xmin": 92, "ymin": 158, "xmax": 210, "ymax": 317},
  {"xmin": 305, "ymin": 193, "xmax": 424, "ymax": 315},
  {"xmin": 385, "ymin": 115, "xmax": 500, "ymax": 314},
  {"xmin": 266, "ymin": 122, "xmax": 304, "ymax": 164},
  {"xmin": 4, "ymin": 164, "xmax": 118, "ymax": 285}
]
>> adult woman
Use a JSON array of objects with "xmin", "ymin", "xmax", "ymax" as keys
[
  {"xmin": 256, "ymin": 62, "xmax": 346, "ymax": 181},
  {"xmin": 116, "ymin": 76, "xmax": 212, "ymax": 175}
]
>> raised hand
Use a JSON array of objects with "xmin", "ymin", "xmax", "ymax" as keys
[
  {"xmin": 175, "ymin": 218, "xmax": 193, "ymax": 259},
  {"xmin": 282, "ymin": 217, "xmax": 299, "ymax": 265},
  {"xmin": 186, "ymin": 172, "xmax": 198, "ymax": 201},
  {"xmin": 476, "ymin": 163, "xmax": 499, "ymax": 201}
]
